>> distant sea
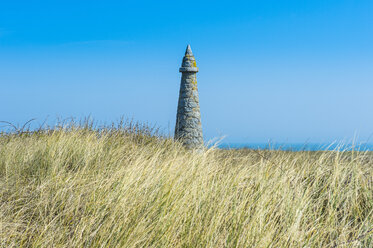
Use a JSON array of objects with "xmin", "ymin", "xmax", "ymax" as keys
[{"xmin": 218, "ymin": 143, "xmax": 373, "ymax": 151}]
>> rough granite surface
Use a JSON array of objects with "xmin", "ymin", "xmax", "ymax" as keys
[{"xmin": 175, "ymin": 45, "xmax": 203, "ymax": 149}]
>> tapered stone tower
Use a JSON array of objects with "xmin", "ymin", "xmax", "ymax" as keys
[{"xmin": 175, "ymin": 45, "xmax": 203, "ymax": 149}]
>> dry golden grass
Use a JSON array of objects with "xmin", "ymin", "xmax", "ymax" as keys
[{"xmin": 1, "ymin": 123, "xmax": 373, "ymax": 247}]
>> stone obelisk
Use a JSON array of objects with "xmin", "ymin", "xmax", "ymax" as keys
[{"xmin": 175, "ymin": 45, "xmax": 203, "ymax": 149}]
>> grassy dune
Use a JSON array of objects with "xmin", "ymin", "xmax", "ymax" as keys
[{"xmin": 1, "ymin": 124, "xmax": 373, "ymax": 247}]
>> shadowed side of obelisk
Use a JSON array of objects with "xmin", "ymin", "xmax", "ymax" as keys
[{"xmin": 175, "ymin": 45, "xmax": 203, "ymax": 149}]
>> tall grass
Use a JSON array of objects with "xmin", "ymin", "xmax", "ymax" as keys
[{"xmin": 1, "ymin": 122, "xmax": 373, "ymax": 247}]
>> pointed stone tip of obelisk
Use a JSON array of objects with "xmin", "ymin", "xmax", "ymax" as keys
[
  {"xmin": 185, "ymin": 44, "xmax": 193, "ymax": 56},
  {"xmin": 180, "ymin": 44, "xmax": 198, "ymax": 72}
]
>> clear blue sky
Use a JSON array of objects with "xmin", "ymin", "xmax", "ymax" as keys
[{"xmin": 1, "ymin": 0, "xmax": 372, "ymax": 144}]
